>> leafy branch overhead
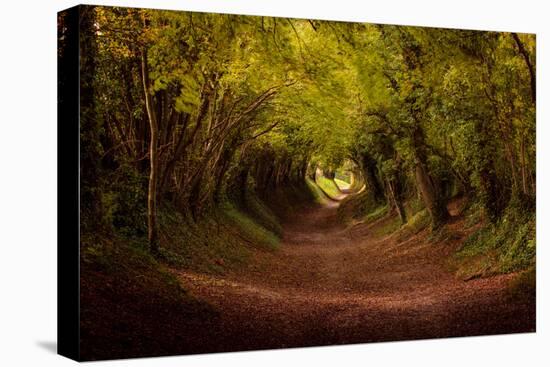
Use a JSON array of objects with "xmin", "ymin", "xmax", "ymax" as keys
[{"xmin": 79, "ymin": 6, "xmax": 535, "ymax": 252}]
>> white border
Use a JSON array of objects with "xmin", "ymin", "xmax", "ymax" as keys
[{"xmin": 0, "ymin": 0, "xmax": 547, "ymax": 366}]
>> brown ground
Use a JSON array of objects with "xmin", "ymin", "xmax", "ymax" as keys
[
  {"xmin": 80, "ymin": 196, "xmax": 535, "ymax": 360},
  {"xmin": 173, "ymin": 196, "xmax": 535, "ymax": 353}
]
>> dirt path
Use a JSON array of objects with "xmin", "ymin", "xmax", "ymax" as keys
[{"xmin": 174, "ymin": 198, "xmax": 535, "ymax": 353}]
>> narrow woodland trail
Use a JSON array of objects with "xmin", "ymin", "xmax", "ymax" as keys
[{"xmin": 174, "ymin": 195, "xmax": 535, "ymax": 353}]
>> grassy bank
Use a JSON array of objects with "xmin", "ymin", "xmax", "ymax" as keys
[
  {"xmin": 453, "ymin": 205, "xmax": 536, "ymax": 279},
  {"xmin": 80, "ymin": 231, "xmax": 217, "ymax": 360},
  {"xmin": 315, "ymin": 176, "xmax": 342, "ymax": 200},
  {"xmin": 337, "ymin": 189, "xmax": 535, "ymax": 285},
  {"xmin": 79, "ymin": 179, "xmax": 327, "ymax": 358}
]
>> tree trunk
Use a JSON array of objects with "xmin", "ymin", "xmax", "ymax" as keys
[
  {"xmin": 361, "ymin": 153, "xmax": 385, "ymax": 203},
  {"xmin": 307, "ymin": 162, "xmax": 317, "ymax": 181},
  {"xmin": 141, "ymin": 50, "xmax": 159, "ymax": 254},
  {"xmin": 520, "ymin": 133, "xmax": 528, "ymax": 196},
  {"xmin": 472, "ymin": 113, "xmax": 503, "ymax": 223},
  {"xmin": 387, "ymin": 178, "xmax": 407, "ymax": 224},
  {"xmin": 213, "ymin": 155, "xmax": 231, "ymax": 204},
  {"xmin": 511, "ymin": 33, "xmax": 536, "ymax": 105},
  {"xmin": 410, "ymin": 123, "xmax": 450, "ymax": 228},
  {"xmin": 414, "ymin": 161, "xmax": 449, "ymax": 228},
  {"xmin": 78, "ymin": 6, "xmax": 103, "ymax": 229}
]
